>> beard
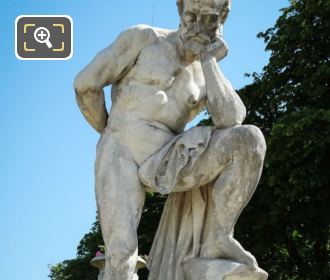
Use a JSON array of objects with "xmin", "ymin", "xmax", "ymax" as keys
[
  {"xmin": 183, "ymin": 34, "xmax": 210, "ymax": 55},
  {"xmin": 179, "ymin": 25, "xmax": 219, "ymax": 56}
]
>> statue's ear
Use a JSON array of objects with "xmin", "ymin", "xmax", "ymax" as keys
[{"xmin": 177, "ymin": 0, "xmax": 184, "ymax": 16}]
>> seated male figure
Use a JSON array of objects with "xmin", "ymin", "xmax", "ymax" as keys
[{"xmin": 74, "ymin": 0, "xmax": 266, "ymax": 279}]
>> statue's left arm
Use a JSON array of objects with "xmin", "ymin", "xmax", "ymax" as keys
[{"xmin": 201, "ymin": 41, "xmax": 246, "ymax": 128}]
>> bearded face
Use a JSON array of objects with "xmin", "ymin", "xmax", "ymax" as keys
[{"xmin": 177, "ymin": 0, "xmax": 231, "ymax": 55}]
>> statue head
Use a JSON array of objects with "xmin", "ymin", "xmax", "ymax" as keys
[{"xmin": 177, "ymin": 0, "xmax": 231, "ymax": 55}]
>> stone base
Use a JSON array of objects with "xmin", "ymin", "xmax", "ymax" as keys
[
  {"xmin": 183, "ymin": 258, "xmax": 268, "ymax": 280},
  {"xmin": 90, "ymin": 255, "xmax": 146, "ymax": 280}
]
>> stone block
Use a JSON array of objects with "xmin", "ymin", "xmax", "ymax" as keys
[{"xmin": 183, "ymin": 258, "xmax": 268, "ymax": 280}]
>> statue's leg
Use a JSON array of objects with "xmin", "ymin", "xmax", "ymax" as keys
[
  {"xmin": 210, "ymin": 125, "xmax": 266, "ymax": 268},
  {"xmin": 95, "ymin": 133, "xmax": 146, "ymax": 280}
]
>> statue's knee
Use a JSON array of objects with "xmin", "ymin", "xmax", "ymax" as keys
[{"xmin": 231, "ymin": 125, "xmax": 266, "ymax": 161}]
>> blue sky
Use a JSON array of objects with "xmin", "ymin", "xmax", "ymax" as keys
[{"xmin": 0, "ymin": 1, "xmax": 288, "ymax": 279}]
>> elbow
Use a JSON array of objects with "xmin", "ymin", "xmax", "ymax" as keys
[
  {"xmin": 74, "ymin": 71, "xmax": 90, "ymax": 94},
  {"xmin": 213, "ymin": 116, "xmax": 241, "ymax": 128},
  {"xmin": 230, "ymin": 103, "xmax": 246, "ymax": 126},
  {"xmin": 213, "ymin": 104, "xmax": 246, "ymax": 128},
  {"xmin": 238, "ymin": 102, "xmax": 247, "ymax": 124},
  {"xmin": 73, "ymin": 72, "xmax": 94, "ymax": 109},
  {"xmin": 73, "ymin": 70, "xmax": 100, "ymax": 97},
  {"xmin": 226, "ymin": 97, "xmax": 247, "ymax": 126},
  {"xmin": 73, "ymin": 72, "xmax": 85, "ymax": 97}
]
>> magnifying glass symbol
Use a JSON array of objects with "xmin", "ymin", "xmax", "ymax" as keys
[{"xmin": 34, "ymin": 27, "xmax": 53, "ymax": 49}]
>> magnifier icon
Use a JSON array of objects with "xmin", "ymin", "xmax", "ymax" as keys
[{"xmin": 34, "ymin": 27, "xmax": 53, "ymax": 48}]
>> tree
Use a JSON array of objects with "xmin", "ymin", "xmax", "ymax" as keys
[
  {"xmin": 234, "ymin": 0, "xmax": 330, "ymax": 279},
  {"xmin": 239, "ymin": 0, "xmax": 329, "ymax": 136}
]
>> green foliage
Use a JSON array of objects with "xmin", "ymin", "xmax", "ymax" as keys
[
  {"xmin": 234, "ymin": 0, "xmax": 330, "ymax": 279},
  {"xmin": 240, "ymin": 0, "xmax": 330, "ymax": 136}
]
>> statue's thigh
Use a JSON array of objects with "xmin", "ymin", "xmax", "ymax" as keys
[
  {"xmin": 95, "ymin": 133, "xmax": 145, "ymax": 241},
  {"xmin": 173, "ymin": 128, "xmax": 234, "ymax": 192}
]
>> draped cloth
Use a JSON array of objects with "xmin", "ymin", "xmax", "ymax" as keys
[{"xmin": 139, "ymin": 126, "xmax": 219, "ymax": 280}]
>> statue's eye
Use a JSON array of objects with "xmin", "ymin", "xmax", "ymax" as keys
[
  {"xmin": 183, "ymin": 12, "xmax": 197, "ymax": 24},
  {"xmin": 201, "ymin": 14, "xmax": 219, "ymax": 26}
]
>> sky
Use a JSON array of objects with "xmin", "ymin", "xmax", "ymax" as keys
[{"xmin": 0, "ymin": 1, "xmax": 288, "ymax": 279}]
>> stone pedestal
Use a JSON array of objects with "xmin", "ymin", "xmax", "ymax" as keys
[
  {"xmin": 90, "ymin": 255, "xmax": 105, "ymax": 280},
  {"xmin": 183, "ymin": 258, "xmax": 268, "ymax": 280},
  {"xmin": 90, "ymin": 255, "xmax": 146, "ymax": 280}
]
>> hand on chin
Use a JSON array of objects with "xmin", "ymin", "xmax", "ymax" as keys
[
  {"xmin": 184, "ymin": 35, "xmax": 228, "ymax": 62},
  {"xmin": 200, "ymin": 36, "xmax": 229, "ymax": 62}
]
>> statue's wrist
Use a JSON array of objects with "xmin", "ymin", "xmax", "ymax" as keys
[
  {"xmin": 200, "ymin": 53, "xmax": 217, "ymax": 68},
  {"xmin": 200, "ymin": 52, "xmax": 216, "ymax": 64}
]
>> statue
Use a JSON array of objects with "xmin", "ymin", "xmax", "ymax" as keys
[{"xmin": 74, "ymin": 0, "xmax": 268, "ymax": 279}]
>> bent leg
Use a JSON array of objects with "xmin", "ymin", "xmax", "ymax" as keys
[
  {"xmin": 173, "ymin": 125, "xmax": 266, "ymax": 268},
  {"xmin": 95, "ymin": 134, "xmax": 145, "ymax": 280},
  {"xmin": 210, "ymin": 125, "xmax": 266, "ymax": 268}
]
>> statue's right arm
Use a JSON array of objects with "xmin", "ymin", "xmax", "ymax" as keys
[{"xmin": 74, "ymin": 25, "xmax": 157, "ymax": 133}]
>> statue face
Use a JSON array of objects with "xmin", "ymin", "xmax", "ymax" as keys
[{"xmin": 178, "ymin": 0, "xmax": 230, "ymax": 55}]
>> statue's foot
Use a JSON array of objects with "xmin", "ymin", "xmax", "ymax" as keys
[{"xmin": 215, "ymin": 235, "xmax": 258, "ymax": 270}]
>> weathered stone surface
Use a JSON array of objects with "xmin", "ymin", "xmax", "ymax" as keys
[
  {"xmin": 91, "ymin": 255, "xmax": 146, "ymax": 280},
  {"xmin": 183, "ymin": 258, "xmax": 268, "ymax": 280},
  {"xmin": 75, "ymin": 0, "xmax": 268, "ymax": 279}
]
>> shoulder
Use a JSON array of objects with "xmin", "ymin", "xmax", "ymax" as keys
[
  {"xmin": 118, "ymin": 24, "xmax": 174, "ymax": 45},
  {"xmin": 118, "ymin": 24, "xmax": 158, "ymax": 44}
]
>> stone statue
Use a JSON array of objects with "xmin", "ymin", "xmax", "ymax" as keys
[{"xmin": 74, "ymin": 0, "xmax": 268, "ymax": 279}]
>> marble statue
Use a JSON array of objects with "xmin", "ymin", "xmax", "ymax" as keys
[{"xmin": 74, "ymin": 0, "xmax": 268, "ymax": 279}]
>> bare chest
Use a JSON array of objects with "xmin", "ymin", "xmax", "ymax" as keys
[{"xmin": 126, "ymin": 38, "xmax": 206, "ymax": 107}]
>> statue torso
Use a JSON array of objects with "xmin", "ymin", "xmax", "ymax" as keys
[{"xmin": 107, "ymin": 29, "xmax": 207, "ymax": 164}]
